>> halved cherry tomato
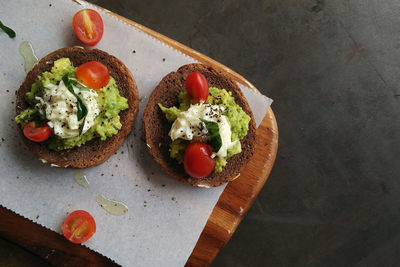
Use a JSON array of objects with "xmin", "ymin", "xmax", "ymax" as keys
[
  {"xmin": 185, "ymin": 72, "xmax": 209, "ymax": 102},
  {"xmin": 76, "ymin": 61, "xmax": 110, "ymax": 90},
  {"xmin": 23, "ymin": 122, "xmax": 51, "ymax": 142},
  {"xmin": 72, "ymin": 9, "xmax": 104, "ymax": 46},
  {"xmin": 62, "ymin": 210, "xmax": 96, "ymax": 244},
  {"xmin": 183, "ymin": 142, "xmax": 215, "ymax": 178}
]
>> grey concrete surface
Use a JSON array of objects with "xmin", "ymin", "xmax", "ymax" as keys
[{"xmin": 2, "ymin": 0, "xmax": 399, "ymax": 266}]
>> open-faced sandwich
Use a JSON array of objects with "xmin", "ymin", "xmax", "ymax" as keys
[
  {"xmin": 143, "ymin": 64, "xmax": 256, "ymax": 187},
  {"xmin": 15, "ymin": 47, "xmax": 139, "ymax": 168}
]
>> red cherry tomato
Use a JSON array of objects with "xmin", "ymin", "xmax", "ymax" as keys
[
  {"xmin": 72, "ymin": 9, "xmax": 104, "ymax": 46},
  {"xmin": 76, "ymin": 61, "xmax": 110, "ymax": 90},
  {"xmin": 185, "ymin": 72, "xmax": 209, "ymax": 102},
  {"xmin": 23, "ymin": 122, "xmax": 51, "ymax": 142},
  {"xmin": 62, "ymin": 210, "xmax": 96, "ymax": 244},
  {"xmin": 183, "ymin": 142, "xmax": 216, "ymax": 178}
]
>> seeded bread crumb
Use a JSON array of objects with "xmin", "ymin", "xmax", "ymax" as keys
[
  {"xmin": 15, "ymin": 47, "xmax": 139, "ymax": 168},
  {"xmin": 143, "ymin": 64, "xmax": 256, "ymax": 187}
]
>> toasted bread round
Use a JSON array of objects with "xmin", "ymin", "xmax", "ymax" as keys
[
  {"xmin": 15, "ymin": 47, "xmax": 139, "ymax": 168},
  {"xmin": 143, "ymin": 64, "xmax": 256, "ymax": 187}
]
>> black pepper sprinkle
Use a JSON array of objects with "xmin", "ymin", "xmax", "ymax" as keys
[
  {"xmin": 101, "ymin": 173, "xmax": 104, "ymax": 176},
  {"xmin": 147, "ymin": 189, "xmax": 151, "ymax": 192},
  {"xmin": 162, "ymin": 58, "xmax": 165, "ymax": 61},
  {"xmin": 133, "ymin": 50, "xmax": 136, "ymax": 53}
]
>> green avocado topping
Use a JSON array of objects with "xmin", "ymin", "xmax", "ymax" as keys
[
  {"xmin": 159, "ymin": 87, "xmax": 250, "ymax": 173},
  {"xmin": 15, "ymin": 58, "xmax": 128, "ymax": 151}
]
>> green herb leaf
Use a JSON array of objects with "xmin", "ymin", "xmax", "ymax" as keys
[
  {"xmin": 69, "ymin": 79, "xmax": 90, "ymax": 91},
  {"xmin": 62, "ymin": 74, "xmax": 88, "ymax": 122},
  {"xmin": 200, "ymin": 118, "xmax": 222, "ymax": 152},
  {"xmin": 0, "ymin": 20, "xmax": 15, "ymax": 38}
]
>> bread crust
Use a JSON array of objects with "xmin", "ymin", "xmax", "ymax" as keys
[
  {"xmin": 15, "ymin": 47, "xmax": 139, "ymax": 168},
  {"xmin": 143, "ymin": 64, "xmax": 256, "ymax": 187}
]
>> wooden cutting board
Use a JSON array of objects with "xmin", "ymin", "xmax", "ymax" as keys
[{"xmin": 0, "ymin": 2, "xmax": 278, "ymax": 266}]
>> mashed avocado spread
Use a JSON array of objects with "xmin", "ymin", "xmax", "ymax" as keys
[
  {"xmin": 159, "ymin": 87, "xmax": 250, "ymax": 172},
  {"xmin": 15, "ymin": 58, "xmax": 128, "ymax": 151}
]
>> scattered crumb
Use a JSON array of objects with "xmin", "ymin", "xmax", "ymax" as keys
[
  {"xmin": 171, "ymin": 197, "xmax": 176, "ymax": 201},
  {"xmin": 135, "ymin": 184, "xmax": 138, "ymax": 187},
  {"xmin": 147, "ymin": 189, "xmax": 151, "ymax": 192},
  {"xmin": 115, "ymin": 164, "xmax": 118, "ymax": 167},
  {"xmin": 36, "ymin": 215, "xmax": 39, "ymax": 219},
  {"xmin": 111, "ymin": 174, "xmax": 114, "ymax": 176},
  {"xmin": 101, "ymin": 173, "xmax": 104, "ymax": 176},
  {"xmin": 161, "ymin": 184, "xmax": 166, "ymax": 187},
  {"xmin": 6, "ymin": 90, "xmax": 9, "ymax": 92},
  {"xmin": 144, "ymin": 200, "xmax": 147, "ymax": 203},
  {"xmin": 132, "ymin": 50, "xmax": 136, "ymax": 53},
  {"xmin": 162, "ymin": 58, "xmax": 166, "ymax": 62},
  {"xmin": 49, "ymin": 4, "xmax": 52, "ymax": 7}
]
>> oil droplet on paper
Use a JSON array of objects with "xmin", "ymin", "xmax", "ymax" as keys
[
  {"xmin": 73, "ymin": 171, "xmax": 89, "ymax": 188},
  {"xmin": 96, "ymin": 195, "xmax": 128, "ymax": 216},
  {"xmin": 19, "ymin": 41, "xmax": 38, "ymax": 73}
]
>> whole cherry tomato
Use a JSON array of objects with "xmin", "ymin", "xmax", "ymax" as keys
[
  {"xmin": 185, "ymin": 72, "xmax": 209, "ymax": 102},
  {"xmin": 72, "ymin": 9, "xmax": 104, "ymax": 46},
  {"xmin": 62, "ymin": 210, "xmax": 96, "ymax": 244},
  {"xmin": 76, "ymin": 61, "xmax": 110, "ymax": 90},
  {"xmin": 23, "ymin": 122, "xmax": 51, "ymax": 142},
  {"xmin": 183, "ymin": 142, "xmax": 215, "ymax": 178}
]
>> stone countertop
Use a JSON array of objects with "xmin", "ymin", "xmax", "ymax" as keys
[{"xmin": 2, "ymin": 0, "xmax": 399, "ymax": 266}]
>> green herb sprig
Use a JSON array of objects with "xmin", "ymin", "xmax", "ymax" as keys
[
  {"xmin": 0, "ymin": 20, "xmax": 15, "ymax": 38},
  {"xmin": 62, "ymin": 74, "xmax": 88, "ymax": 134},
  {"xmin": 200, "ymin": 118, "xmax": 222, "ymax": 152}
]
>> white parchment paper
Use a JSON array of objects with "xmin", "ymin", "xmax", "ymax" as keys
[{"xmin": 0, "ymin": 0, "xmax": 273, "ymax": 266}]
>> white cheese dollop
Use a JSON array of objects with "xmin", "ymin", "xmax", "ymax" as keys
[
  {"xmin": 169, "ymin": 103, "xmax": 236, "ymax": 158},
  {"xmin": 36, "ymin": 80, "xmax": 100, "ymax": 139}
]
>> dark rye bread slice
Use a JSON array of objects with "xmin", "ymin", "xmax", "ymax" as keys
[
  {"xmin": 143, "ymin": 64, "xmax": 256, "ymax": 187},
  {"xmin": 15, "ymin": 47, "xmax": 139, "ymax": 168}
]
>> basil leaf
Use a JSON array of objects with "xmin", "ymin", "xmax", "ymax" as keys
[
  {"xmin": 200, "ymin": 118, "xmax": 222, "ymax": 152},
  {"xmin": 0, "ymin": 21, "xmax": 15, "ymax": 38},
  {"xmin": 62, "ymin": 74, "xmax": 88, "ymax": 121},
  {"xmin": 69, "ymin": 79, "xmax": 90, "ymax": 91}
]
